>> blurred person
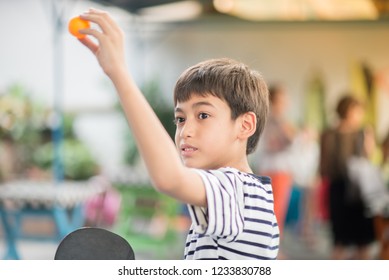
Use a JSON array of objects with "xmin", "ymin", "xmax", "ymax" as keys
[
  {"xmin": 76, "ymin": 8, "xmax": 279, "ymax": 260},
  {"xmin": 319, "ymin": 94, "xmax": 376, "ymax": 259},
  {"xmin": 256, "ymin": 84, "xmax": 296, "ymax": 243},
  {"xmin": 373, "ymin": 131, "xmax": 389, "ymax": 259},
  {"xmin": 342, "ymin": 127, "xmax": 389, "ymax": 260},
  {"xmin": 382, "ymin": 132, "xmax": 389, "ymax": 183},
  {"xmin": 288, "ymin": 125, "xmax": 320, "ymax": 246}
]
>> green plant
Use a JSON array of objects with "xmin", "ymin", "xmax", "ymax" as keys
[
  {"xmin": 0, "ymin": 84, "xmax": 47, "ymax": 171},
  {"xmin": 33, "ymin": 139, "xmax": 99, "ymax": 181},
  {"xmin": 0, "ymin": 83, "xmax": 99, "ymax": 181}
]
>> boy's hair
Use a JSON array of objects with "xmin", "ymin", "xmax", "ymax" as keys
[{"xmin": 173, "ymin": 58, "xmax": 269, "ymax": 154}]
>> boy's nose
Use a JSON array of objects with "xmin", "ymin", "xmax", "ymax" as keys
[{"xmin": 180, "ymin": 121, "xmax": 195, "ymax": 138}]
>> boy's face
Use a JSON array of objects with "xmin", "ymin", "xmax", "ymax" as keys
[{"xmin": 174, "ymin": 94, "xmax": 242, "ymax": 170}]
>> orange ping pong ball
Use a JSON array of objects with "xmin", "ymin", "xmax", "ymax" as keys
[{"xmin": 68, "ymin": 16, "xmax": 90, "ymax": 39}]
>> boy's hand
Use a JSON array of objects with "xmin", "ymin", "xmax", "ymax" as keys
[{"xmin": 78, "ymin": 8, "xmax": 127, "ymax": 79}]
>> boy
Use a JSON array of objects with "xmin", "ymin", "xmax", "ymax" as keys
[{"xmin": 78, "ymin": 8, "xmax": 279, "ymax": 260}]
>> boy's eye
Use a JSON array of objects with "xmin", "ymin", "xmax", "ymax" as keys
[
  {"xmin": 174, "ymin": 117, "xmax": 185, "ymax": 125},
  {"xmin": 198, "ymin": 113, "xmax": 209, "ymax": 120}
]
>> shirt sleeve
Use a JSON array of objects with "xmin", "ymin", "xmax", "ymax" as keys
[{"xmin": 187, "ymin": 169, "xmax": 245, "ymax": 242}]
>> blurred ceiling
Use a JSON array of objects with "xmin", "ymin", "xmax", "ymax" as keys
[{"xmin": 92, "ymin": 0, "xmax": 389, "ymax": 22}]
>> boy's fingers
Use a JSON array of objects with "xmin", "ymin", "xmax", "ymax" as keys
[
  {"xmin": 87, "ymin": 7, "xmax": 118, "ymax": 28},
  {"xmin": 87, "ymin": 7, "xmax": 106, "ymax": 15},
  {"xmin": 78, "ymin": 36, "xmax": 98, "ymax": 54},
  {"xmin": 80, "ymin": 9, "xmax": 119, "ymax": 37},
  {"xmin": 79, "ymin": 27, "xmax": 103, "ymax": 40}
]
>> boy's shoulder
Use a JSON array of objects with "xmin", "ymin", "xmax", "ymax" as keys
[{"xmin": 202, "ymin": 167, "xmax": 272, "ymax": 186}]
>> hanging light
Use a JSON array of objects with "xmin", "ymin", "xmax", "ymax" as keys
[
  {"xmin": 137, "ymin": 0, "xmax": 203, "ymax": 22},
  {"xmin": 213, "ymin": 0, "xmax": 379, "ymax": 21}
]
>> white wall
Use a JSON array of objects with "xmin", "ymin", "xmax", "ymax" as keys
[{"xmin": 1, "ymin": 1, "xmax": 389, "ymax": 175}]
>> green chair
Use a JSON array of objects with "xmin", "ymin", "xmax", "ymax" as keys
[{"xmin": 114, "ymin": 184, "xmax": 183, "ymax": 259}]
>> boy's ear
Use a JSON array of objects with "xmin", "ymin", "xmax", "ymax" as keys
[{"xmin": 237, "ymin": 112, "xmax": 257, "ymax": 140}]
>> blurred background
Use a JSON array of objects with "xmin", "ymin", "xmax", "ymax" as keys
[{"xmin": 1, "ymin": 0, "xmax": 389, "ymax": 260}]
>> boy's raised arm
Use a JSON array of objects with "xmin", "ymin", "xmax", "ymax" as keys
[{"xmin": 77, "ymin": 8, "xmax": 207, "ymax": 207}]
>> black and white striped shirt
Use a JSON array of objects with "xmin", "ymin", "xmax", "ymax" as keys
[{"xmin": 184, "ymin": 167, "xmax": 279, "ymax": 260}]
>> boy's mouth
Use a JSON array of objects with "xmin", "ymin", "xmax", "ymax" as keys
[{"xmin": 180, "ymin": 144, "xmax": 198, "ymax": 157}]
